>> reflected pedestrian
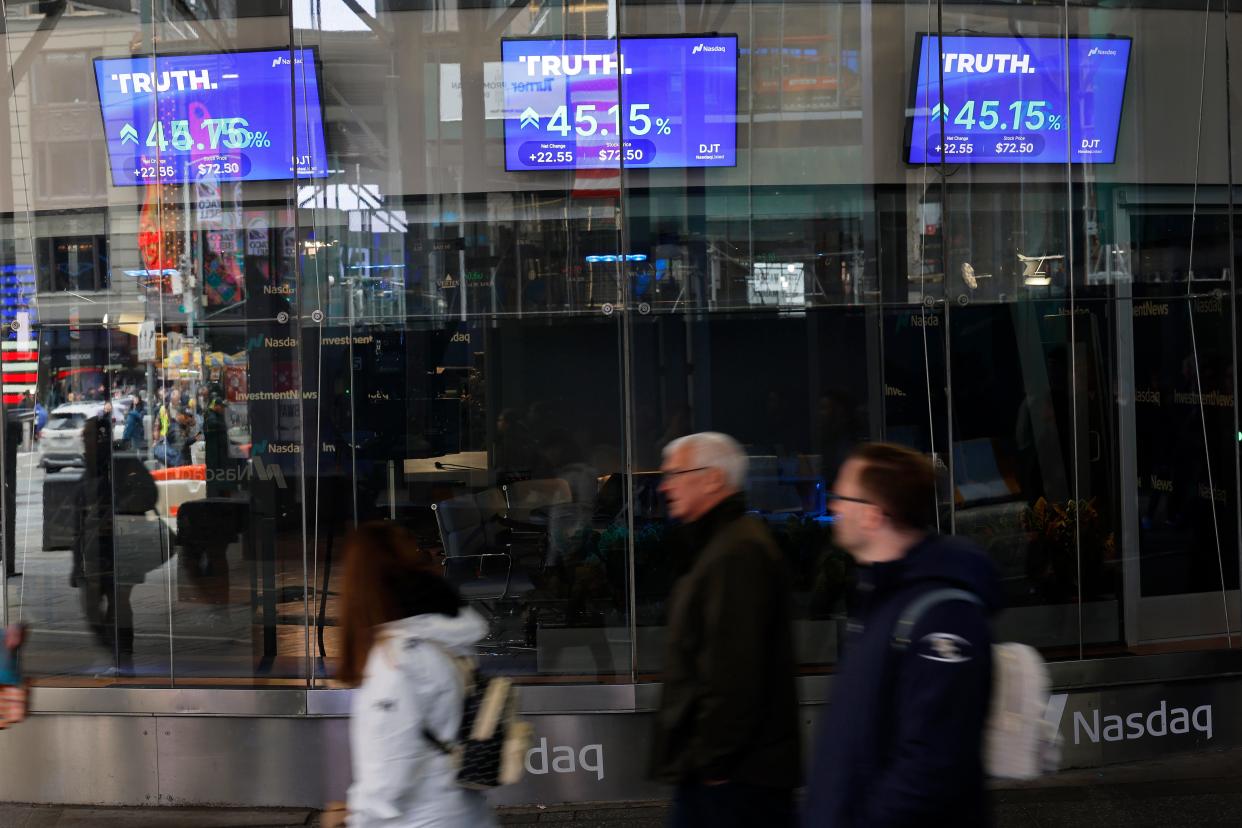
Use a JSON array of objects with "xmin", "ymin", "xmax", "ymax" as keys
[
  {"xmin": 0, "ymin": 624, "xmax": 28, "ymax": 729},
  {"xmin": 154, "ymin": 405, "xmax": 190, "ymax": 468},
  {"xmin": 204, "ymin": 397, "xmax": 228, "ymax": 496},
  {"xmin": 73, "ymin": 403, "xmax": 134, "ymax": 675},
  {"xmin": 155, "ymin": 387, "xmax": 171, "ymax": 443},
  {"xmin": 802, "ymin": 443, "xmax": 1001, "ymax": 827},
  {"xmin": 650, "ymin": 432, "xmax": 800, "ymax": 828},
  {"xmin": 122, "ymin": 395, "xmax": 145, "ymax": 451},
  {"xmin": 337, "ymin": 523, "xmax": 495, "ymax": 828},
  {"xmin": 33, "ymin": 398, "xmax": 47, "ymax": 442}
]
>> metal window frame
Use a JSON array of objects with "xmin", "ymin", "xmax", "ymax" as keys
[{"xmin": 22, "ymin": 647, "xmax": 1242, "ymax": 718}]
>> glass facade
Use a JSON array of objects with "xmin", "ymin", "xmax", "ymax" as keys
[{"xmin": 0, "ymin": 0, "xmax": 1240, "ymax": 689}]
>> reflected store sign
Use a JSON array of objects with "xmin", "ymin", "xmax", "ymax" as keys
[
  {"xmin": 207, "ymin": 456, "xmax": 288, "ymax": 489},
  {"xmin": 248, "ymin": 335, "xmax": 298, "ymax": 349},
  {"xmin": 439, "ymin": 62, "xmax": 506, "ymax": 121}
]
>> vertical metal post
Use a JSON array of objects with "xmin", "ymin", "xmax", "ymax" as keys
[
  {"xmin": 0, "ymin": 390, "xmax": 7, "ymax": 627},
  {"xmin": 459, "ymin": 247, "xmax": 468, "ymax": 323},
  {"xmin": 1114, "ymin": 265, "xmax": 1141, "ymax": 647},
  {"xmin": 865, "ymin": 304, "xmax": 885, "ymax": 442},
  {"xmin": 1225, "ymin": 0, "xmax": 1242, "ymax": 643},
  {"xmin": 0, "ymin": 0, "xmax": 13, "ymax": 625},
  {"xmin": 387, "ymin": 459, "xmax": 396, "ymax": 521}
]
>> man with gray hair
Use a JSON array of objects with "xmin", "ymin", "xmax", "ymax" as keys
[{"xmin": 649, "ymin": 432, "xmax": 801, "ymax": 827}]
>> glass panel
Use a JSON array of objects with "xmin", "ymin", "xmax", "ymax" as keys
[
  {"xmin": 300, "ymin": 1, "xmax": 632, "ymax": 684},
  {"xmin": 148, "ymin": 6, "xmax": 312, "ymax": 683},
  {"xmin": 3, "ymin": 1, "xmax": 313, "ymax": 685},
  {"xmin": 0, "ymin": 0, "xmax": 1237, "ymax": 693},
  {"xmin": 1080, "ymin": 2, "xmax": 1240, "ymax": 654},
  {"xmin": 616, "ymin": 0, "xmax": 950, "ymax": 677},
  {"xmin": 0, "ymin": 6, "xmax": 175, "ymax": 682},
  {"xmin": 926, "ymin": 5, "xmax": 1092, "ymax": 656},
  {"xmin": 629, "ymin": 306, "xmax": 950, "ymax": 674}
]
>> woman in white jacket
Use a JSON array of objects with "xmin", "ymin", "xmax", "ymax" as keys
[{"xmin": 338, "ymin": 523, "xmax": 496, "ymax": 828}]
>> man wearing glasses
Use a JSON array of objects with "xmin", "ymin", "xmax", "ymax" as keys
[
  {"xmin": 802, "ymin": 443, "xmax": 1000, "ymax": 828},
  {"xmin": 649, "ymin": 432, "xmax": 800, "ymax": 828}
]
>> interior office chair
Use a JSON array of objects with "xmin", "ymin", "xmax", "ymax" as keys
[
  {"xmin": 502, "ymin": 478, "xmax": 572, "ymax": 513},
  {"xmin": 431, "ymin": 488, "xmax": 534, "ymax": 606},
  {"xmin": 502, "ymin": 477, "xmax": 575, "ymax": 569}
]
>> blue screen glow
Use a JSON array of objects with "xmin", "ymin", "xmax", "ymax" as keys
[
  {"xmin": 502, "ymin": 36, "xmax": 738, "ymax": 171},
  {"xmin": 908, "ymin": 35, "xmax": 1131, "ymax": 164},
  {"xmin": 95, "ymin": 48, "xmax": 330, "ymax": 186}
]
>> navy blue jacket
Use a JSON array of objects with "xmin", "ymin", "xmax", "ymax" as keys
[
  {"xmin": 802, "ymin": 535, "xmax": 1002, "ymax": 828},
  {"xmin": 123, "ymin": 408, "xmax": 145, "ymax": 448}
]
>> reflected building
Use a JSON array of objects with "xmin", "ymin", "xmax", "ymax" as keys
[{"xmin": 0, "ymin": 0, "xmax": 1238, "ymax": 810}]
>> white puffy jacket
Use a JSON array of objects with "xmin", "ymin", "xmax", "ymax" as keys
[{"xmin": 347, "ymin": 608, "xmax": 496, "ymax": 828}]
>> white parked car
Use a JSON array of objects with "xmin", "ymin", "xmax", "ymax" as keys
[{"xmin": 38, "ymin": 403, "xmax": 126, "ymax": 472}]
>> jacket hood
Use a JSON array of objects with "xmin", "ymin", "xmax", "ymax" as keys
[
  {"xmin": 894, "ymin": 534, "xmax": 1004, "ymax": 613},
  {"xmin": 380, "ymin": 607, "xmax": 488, "ymax": 655}
]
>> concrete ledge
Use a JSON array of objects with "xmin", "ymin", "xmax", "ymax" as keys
[
  {"xmin": 0, "ymin": 806, "xmax": 314, "ymax": 827},
  {"xmin": 3, "ymin": 749, "xmax": 1242, "ymax": 826}
]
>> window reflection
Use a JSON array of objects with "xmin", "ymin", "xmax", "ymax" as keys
[{"xmin": 0, "ymin": 0, "xmax": 1236, "ymax": 689}]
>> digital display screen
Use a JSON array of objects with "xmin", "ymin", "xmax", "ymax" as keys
[
  {"xmin": 907, "ymin": 35, "xmax": 1131, "ymax": 164},
  {"xmin": 502, "ymin": 36, "xmax": 738, "ymax": 171},
  {"xmin": 94, "ymin": 48, "xmax": 330, "ymax": 186}
]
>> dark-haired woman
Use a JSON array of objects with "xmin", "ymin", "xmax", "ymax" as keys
[{"xmin": 338, "ymin": 523, "xmax": 494, "ymax": 827}]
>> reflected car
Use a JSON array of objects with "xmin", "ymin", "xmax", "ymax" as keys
[{"xmin": 38, "ymin": 403, "xmax": 126, "ymax": 472}]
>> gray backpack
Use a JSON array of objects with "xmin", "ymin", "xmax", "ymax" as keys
[{"xmin": 893, "ymin": 588, "xmax": 1062, "ymax": 779}]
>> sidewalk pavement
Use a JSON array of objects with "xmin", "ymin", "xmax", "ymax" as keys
[
  {"xmin": 0, "ymin": 808, "xmax": 316, "ymax": 827},
  {"xmin": 2, "ymin": 746, "xmax": 1241, "ymax": 826},
  {"xmin": 990, "ymin": 745, "xmax": 1242, "ymax": 827}
]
